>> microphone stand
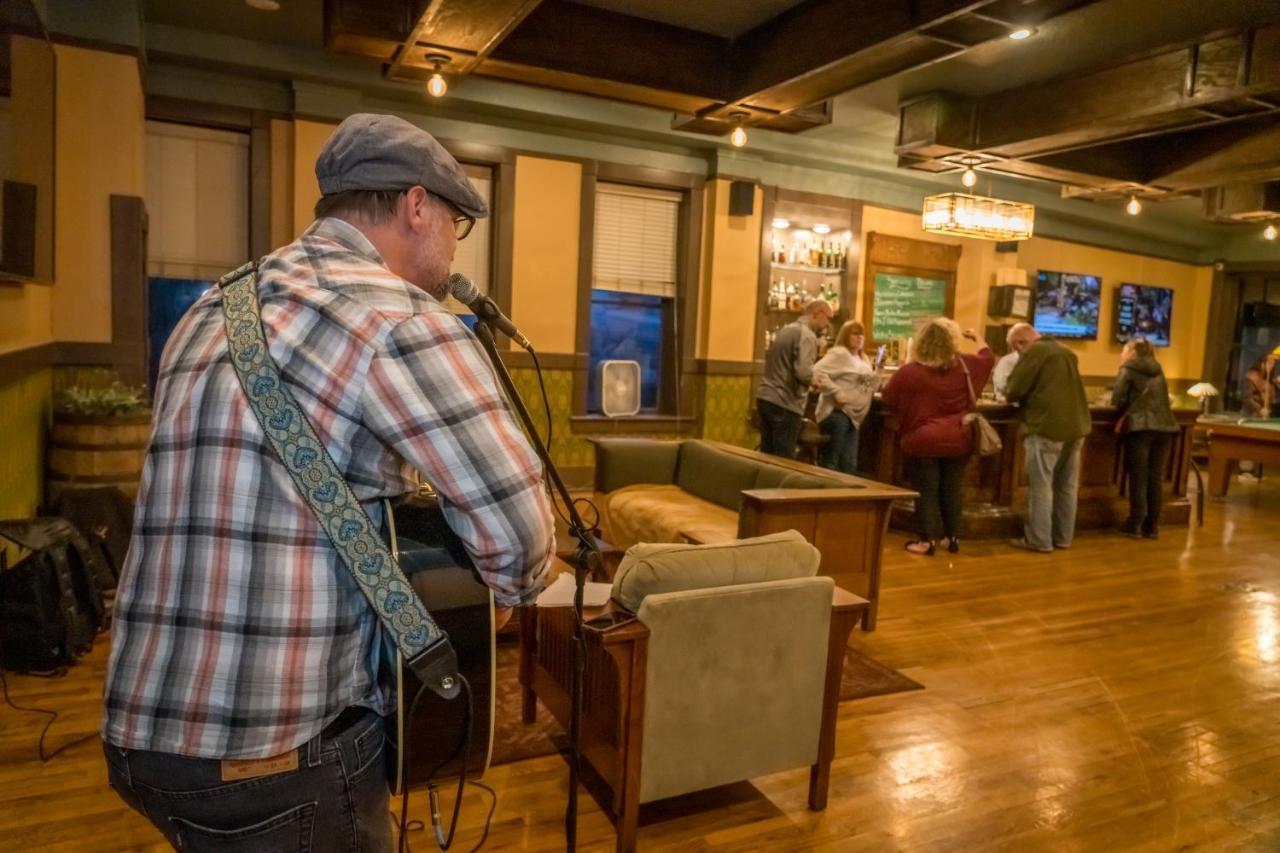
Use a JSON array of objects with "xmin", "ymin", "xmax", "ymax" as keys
[{"xmin": 470, "ymin": 319, "xmax": 598, "ymax": 852}]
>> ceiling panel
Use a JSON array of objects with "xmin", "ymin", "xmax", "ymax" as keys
[{"xmin": 569, "ymin": 0, "xmax": 806, "ymax": 39}]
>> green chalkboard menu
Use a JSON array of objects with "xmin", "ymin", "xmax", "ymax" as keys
[{"xmin": 870, "ymin": 272, "xmax": 949, "ymax": 339}]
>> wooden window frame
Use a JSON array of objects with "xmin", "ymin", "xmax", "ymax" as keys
[{"xmin": 574, "ymin": 161, "xmax": 704, "ymax": 429}]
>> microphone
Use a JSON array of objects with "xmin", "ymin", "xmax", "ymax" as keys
[{"xmin": 449, "ymin": 273, "xmax": 531, "ymax": 350}]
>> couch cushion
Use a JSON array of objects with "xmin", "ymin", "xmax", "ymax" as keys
[
  {"xmin": 675, "ymin": 440, "xmax": 763, "ymax": 511},
  {"xmin": 779, "ymin": 471, "xmax": 841, "ymax": 489},
  {"xmin": 751, "ymin": 465, "xmax": 791, "ymax": 490},
  {"xmin": 600, "ymin": 484, "xmax": 738, "ymax": 551},
  {"xmin": 594, "ymin": 439, "xmax": 680, "ymax": 494},
  {"xmin": 611, "ymin": 529, "xmax": 820, "ymax": 612}
]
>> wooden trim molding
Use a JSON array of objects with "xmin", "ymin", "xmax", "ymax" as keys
[
  {"xmin": 569, "ymin": 414, "xmax": 698, "ymax": 435},
  {"xmin": 110, "ymin": 195, "xmax": 148, "ymax": 386}
]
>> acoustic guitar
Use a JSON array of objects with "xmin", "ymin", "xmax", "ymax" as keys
[{"xmin": 384, "ymin": 492, "xmax": 496, "ymax": 796}]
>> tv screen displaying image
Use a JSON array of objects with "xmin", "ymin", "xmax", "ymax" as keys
[
  {"xmin": 1033, "ymin": 270, "xmax": 1100, "ymax": 339},
  {"xmin": 1114, "ymin": 283, "xmax": 1173, "ymax": 347}
]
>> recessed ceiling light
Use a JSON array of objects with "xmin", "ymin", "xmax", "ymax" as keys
[
  {"xmin": 245, "ymin": 0, "xmax": 281, "ymax": 10},
  {"xmin": 771, "ymin": 218, "xmax": 791, "ymax": 229},
  {"xmin": 1008, "ymin": 27, "xmax": 1035, "ymax": 40}
]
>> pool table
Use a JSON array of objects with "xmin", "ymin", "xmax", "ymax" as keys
[{"xmin": 1203, "ymin": 418, "xmax": 1280, "ymax": 496}]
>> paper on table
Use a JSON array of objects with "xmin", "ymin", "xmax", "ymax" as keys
[{"xmin": 536, "ymin": 572, "xmax": 613, "ymax": 608}]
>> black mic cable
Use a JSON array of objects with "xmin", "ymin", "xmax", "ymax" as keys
[{"xmin": 449, "ymin": 273, "xmax": 531, "ymax": 350}]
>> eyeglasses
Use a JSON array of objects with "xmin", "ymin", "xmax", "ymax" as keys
[{"xmin": 451, "ymin": 214, "xmax": 475, "ymax": 241}]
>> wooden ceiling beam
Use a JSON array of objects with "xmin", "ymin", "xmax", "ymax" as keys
[
  {"xmin": 485, "ymin": 0, "xmax": 734, "ymax": 102},
  {"xmin": 897, "ymin": 23, "xmax": 1280, "ymax": 161},
  {"xmin": 383, "ymin": 0, "xmax": 545, "ymax": 79}
]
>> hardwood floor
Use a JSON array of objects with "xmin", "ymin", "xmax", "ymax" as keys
[{"xmin": 3, "ymin": 476, "xmax": 1279, "ymax": 851}]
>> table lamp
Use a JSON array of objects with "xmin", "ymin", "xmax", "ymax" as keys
[{"xmin": 1187, "ymin": 382, "xmax": 1219, "ymax": 414}]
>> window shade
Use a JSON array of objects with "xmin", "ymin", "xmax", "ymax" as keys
[
  {"xmin": 443, "ymin": 166, "xmax": 493, "ymax": 314},
  {"xmin": 593, "ymin": 182, "xmax": 681, "ymax": 298},
  {"xmin": 144, "ymin": 121, "xmax": 249, "ymax": 280}
]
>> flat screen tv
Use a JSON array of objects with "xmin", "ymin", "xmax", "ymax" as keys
[
  {"xmin": 1113, "ymin": 283, "xmax": 1173, "ymax": 347},
  {"xmin": 1032, "ymin": 270, "xmax": 1100, "ymax": 340}
]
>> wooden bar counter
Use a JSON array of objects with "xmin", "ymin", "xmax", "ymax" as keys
[{"xmin": 856, "ymin": 400, "xmax": 1197, "ymax": 539}]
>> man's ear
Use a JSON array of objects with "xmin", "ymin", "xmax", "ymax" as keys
[{"xmin": 403, "ymin": 186, "xmax": 431, "ymax": 233}]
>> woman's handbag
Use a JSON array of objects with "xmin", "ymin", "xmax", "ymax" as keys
[{"xmin": 960, "ymin": 358, "xmax": 1003, "ymax": 457}]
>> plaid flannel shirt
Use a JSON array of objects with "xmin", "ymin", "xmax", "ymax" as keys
[{"xmin": 103, "ymin": 218, "xmax": 554, "ymax": 759}]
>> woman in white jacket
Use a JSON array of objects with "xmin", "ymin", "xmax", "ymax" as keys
[{"xmin": 813, "ymin": 320, "xmax": 884, "ymax": 474}]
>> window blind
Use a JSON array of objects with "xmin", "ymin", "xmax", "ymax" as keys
[
  {"xmin": 443, "ymin": 166, "xmax": 493, "ymax": 314},
  {"xmin": 593, "ymin": 182, "xmax": 681, "ymax": 298},
  {"xmin": 144, "ymin": 121, "xmax": 249, "ymax": 280}
]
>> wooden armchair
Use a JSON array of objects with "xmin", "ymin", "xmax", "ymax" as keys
[{"xmin": 520, "ymin": 582, "xmax": 867, "ymax": 852}]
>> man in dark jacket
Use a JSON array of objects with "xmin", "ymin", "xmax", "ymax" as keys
[
  {"xmin": 755, "ymin": 299, "xmax": 833, "ymax": 458},
  {"xmin": 1113, "ymin": 339, "xmax": 1179, "ymax": 537},
  {"xmin": 1004, "ymin": 323, "xmax": 1091, "ymax": 552}
]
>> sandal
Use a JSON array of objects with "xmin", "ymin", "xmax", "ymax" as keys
[{"xmin": 904, "ymin": 539, "xmax": 936, "ymax": 556}]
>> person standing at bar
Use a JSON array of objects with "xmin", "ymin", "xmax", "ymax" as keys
[
  {"xmin": 1112, "ymin": 338, "xmax": 1179, "ymax": 539},
  {"xmin": 1004, "ymin": 323, "xmax": 1090, "ymax": 553},
  {"xmin": 812, "ymin": 320, "xmax": 883, "ymax": 474},
  {"xmin": 756, "ymin": 299, "xmax": 833, "ymax": 458}
]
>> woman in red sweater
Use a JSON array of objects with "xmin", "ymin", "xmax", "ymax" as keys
[{"xmin": 881, "ymin": 318, "xmax": 995, "ymax": 555}]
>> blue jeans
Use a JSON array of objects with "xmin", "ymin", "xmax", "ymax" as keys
[
  {"xmin": 104, "ymin": 708, "xmax": 392, "ymax": 852},
  {"xmin": 818, "ymin": 411, "xmax": 859, "ymax": 474}
]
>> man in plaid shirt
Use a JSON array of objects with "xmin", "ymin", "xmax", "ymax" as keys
[{"xmin": 102, "ymin": 114, "xmax": 554, "ymax": 851}]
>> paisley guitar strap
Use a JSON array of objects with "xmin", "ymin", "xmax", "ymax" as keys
[{"xmin": 217, "ymin": 261, "xmax": 460, "ymax": 700}]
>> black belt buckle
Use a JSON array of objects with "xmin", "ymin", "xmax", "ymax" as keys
[{"xmin": 406, "ymin": 636, "xmax": 461, "ymax": 700}]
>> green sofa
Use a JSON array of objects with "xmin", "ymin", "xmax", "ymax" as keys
[{"xmin": 591, "ymin": 438, "xmax": 915, "ymax": 630}]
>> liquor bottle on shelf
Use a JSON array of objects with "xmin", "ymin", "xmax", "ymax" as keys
[{"xmin": 807, "ymin": 241, "xmax": 818, "ymax": 267}]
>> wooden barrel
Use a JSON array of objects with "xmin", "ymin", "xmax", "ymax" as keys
[{"xmin": 47, "ymin": 412, "xmax": 151, "ymax": 501}]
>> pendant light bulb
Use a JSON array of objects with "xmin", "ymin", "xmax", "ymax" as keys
[
  {"xmin": 1265, "ymin": 223, "xmax": 1278, "ymax": 241},
  {"xmin": 425, "ymin": 55, "xmax": 450, "ymax": 98},
  {"xmin": 961, "ymin": 167, "xmax": 977, "ymax": 188},
  {"xmin": 1126, "ymin": 196, "xmax": 1142, "ymax": 216},
  {"xmin": 730, "ymin": 125, "xmax": 747, "ymax": 148}
]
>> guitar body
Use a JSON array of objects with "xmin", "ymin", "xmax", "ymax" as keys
[{"xmin": 386, "ymin": 495, "xmax": 495, "ymax": 796}]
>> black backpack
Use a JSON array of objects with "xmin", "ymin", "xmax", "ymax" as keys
[{"xmin": 0, "ymin": 518, "xmax": 111, "ymax": 673}]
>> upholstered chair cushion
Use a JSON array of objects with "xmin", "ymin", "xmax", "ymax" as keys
[{"xmin": 610, "ymin": 529, "xmax": 820, "ymax": 612}]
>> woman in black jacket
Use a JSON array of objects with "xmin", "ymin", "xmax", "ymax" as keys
[{"xmin": 1113, "ymin": 338, "xmax": 1179, "ymax": 538}]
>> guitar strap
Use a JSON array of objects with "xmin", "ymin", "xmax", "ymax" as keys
[{"xmin": 216, "ymin": 261, "xmax": 460, "ymax": 700}]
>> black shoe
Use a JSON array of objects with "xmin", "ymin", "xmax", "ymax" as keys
[
  {"xmin": 1116, "ymin": 526, "xmax": 1143, "ymax": 539},
  {"xmin": 904, "ymin": 538, "xmax": 936, "ymax": 556},
  {"xmin": 946, "ymin": 537, "xmax": 960, "ymax": 554}
]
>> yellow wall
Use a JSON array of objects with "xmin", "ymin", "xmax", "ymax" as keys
[
  {"xmin": 292, "ymin": 119, "xmax": 335, "ymax": 235},
  {"xmin": 510, "ymin": 155, "xmax": 581, "ymax": 354},
  {"xmin": 700, "ymin": 179, "xmax": 762, "ymax": 362},
  {"xmin": 52, "ymin": 44, "xmax": 145, "ymax": 343},
  {"xmin": 0, "ymin": 370, "xmax": 51, "ymax": 540},
  {"xmin": 857, "ymin": 204, "xmax": 1213, "ymax": 380},
  {"xmin": 269, "ymin": 118, "xmax": 296, "ymax": 246}
]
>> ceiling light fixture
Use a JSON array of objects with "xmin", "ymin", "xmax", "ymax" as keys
[
  {"xmin": 771, "ymin": 218, "xmax": 791, "ymax": 229},
  {"xmin": 1266, "ymin": 223, "xmax": 1278, "ymax": 241},
  {"xmin": 425, "ymin": 53, "xmax": 450, "ymax": 98},
  {"xmin": 245, "ymin": 0, "xmax": 281, "ymax": 10},
  {"xmin": 729, "ymin": 112, "xmax": 749, "ymax": 148},
  {"xmin": 1126, "ymin": 196, "xmax": 1142, "ymax": 216},
  {"xmin": 813, "ymin": 223, "xmax": 831, "ymax": 235},
  {"xmin": 961, "ymin": 167, "xmax": 978, "ymax": 188},
  {"xmin": 922, "ymin": 192, "xmax": 1035, "ymax": 241},
  {"xmin": 1008, "ymin": 27, "xmax": 1035, "ymax": 40}
]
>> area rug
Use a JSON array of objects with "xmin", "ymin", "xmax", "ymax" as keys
[
  {"xmin": 491, "ymin": 638, "xmax": 562, "ymax": 766},
  {"xmin": 840, "ymin": 646, "xmax": 924, "ymax": 701}
]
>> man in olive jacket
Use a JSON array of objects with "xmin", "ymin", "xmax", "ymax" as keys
[{"xmin": 1004, "ymin": 324, "xmax": 1091, "ymax": 552}]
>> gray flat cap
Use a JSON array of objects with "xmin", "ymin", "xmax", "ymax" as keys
[{"xmin": 315, "ymin": 113, "xmax": 488, "ymax": 219}]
